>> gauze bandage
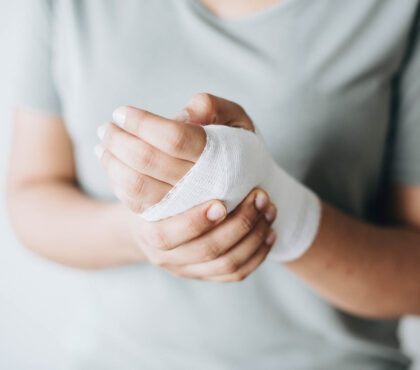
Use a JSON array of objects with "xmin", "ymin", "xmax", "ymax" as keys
[{"xmin": 140, "ymin": 125, "xmax": 321, "ymax": 262}]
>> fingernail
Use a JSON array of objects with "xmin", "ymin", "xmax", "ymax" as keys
[
  {"xmin": 206, "ymin": 202, "xmax": 226, "ymax": 221},
  {"xmin": 265, "ymin": 205, "xmax": 277, "ymax": 222},
  {"xmin": 112, "ymin": 107, "xmax": 127, "ymax": 128},
  {"xmin": 97, "ymin": 124, "xmax": 107, "ymax": 140},
  {"xmin": 265, "ymin": 229, "xmax": 276, "ymax": 246},
  {"xmin": 255, "ymin": 192, "xmax": 268, "ymax": 211},
  {"xmin": 94, "ymin": 145, "xmax": 105, "ymax": 159},
  {"xmin": 173, "ymin": 109, "xmax": 190, "ymax": 123}
]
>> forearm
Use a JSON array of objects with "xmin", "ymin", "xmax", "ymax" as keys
[
  {"xmin": 7, "ymin": 179, "xmax": 146, "ymax": 269},
  {"xmin": 285, "ymin": 202, "xmax": 420, "ymax": 318}
]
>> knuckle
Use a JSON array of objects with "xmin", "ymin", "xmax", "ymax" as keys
[
  {"xmin": 125, "ymin": 197, "xmax": 144, "ymax": 214},
  {"xmin": 149, "ymin": 253, "xmax": 167, "ymax": 267},
  {"xmin": 192, "ymin": 93, "xmax": 217, "ymax": 123},
  {"xmin": 132, "ymin": 107, "xmax": 147, "ymax": 120},
  {"xmin": 220, "ymin": 257, "xmax": 239, "ymax": 274},
  {"xmin": 236, "ymin": 211, "xmax": 255, "ymax": 234},
  {"xmin": 126, "ymin": 173, "xmax": 145, "ymax": 197},
  {"xmin": 168, "ymin": 127, "xmax": 188, "ymax": 154},
  {"xmin": 130, "ymin": 107, "xmax": 147, "ymax": 126},
  {"xmin": 152, "ymin": 228, "xmax": 171, "ymax": 251},
  {"xmin": 201, "ymin": 240, "xmax": 219, "ymax": 261},
  {"xmin": 231, "ymin": 272, "xmax": 247, "ymax": 282},
  {"xmin": 126, "ymin": 108, "xmax": 146, "ymax": 135},
  {"xmin": 193, "ymin": 92, "xmax": 214, "ymax": 108},
  {"xmin": 185, "ymin": 216, "xmax": 202, "ymax": 237},
  {"xmin": 133, "ymin": 145, "xmax": 154, "ymax": 171}
]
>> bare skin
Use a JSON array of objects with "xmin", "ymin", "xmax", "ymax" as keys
[
  {"xmin": 178, "ymin": 94, "xmax": 420, "ymax": 318},
  {"xmin": 8, "ymin": 95, "xmax": 420, "ymax": 316},
  {"xmin": 199, "ymin": 0, "xmax": 284, "ymax": 19},
  {"xmin": 7, "ymin": 105, "xmax": 277, "ymax": 282},
  {"xmin": 179, "ymin": 0, "xmax": 420, "ymax": 318},
  {"xmin": 6, "ymin": 1, "xmax": 420, "ymax": 317},
  {"xmin": 93, "ymin": 91, "xmax": 420, "ymax": 317},
  {"xmin": 286, "ymin": 201, "xmax": 420, "ymax": 318},
  {"xmin": 6, "ymin": 0, "xmax": 285, "ymax": 271}
]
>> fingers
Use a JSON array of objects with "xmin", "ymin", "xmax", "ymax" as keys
[
  {"xmin": 112, "ymin": 106, "xmax": 206, "ymax": 162},
  {"xmin": 163, "ymin": 189, "xmax": 272, "ymax": 264},
  {"xmin": 171, "ymin": 216, "xmax": 273, "ymax": 277},
  {"xmin": 98, "ymin": 122, "xmax": 193, "ymax": 185},
  {"xmin": 174, "ymin": 93, "xmax": 255, "ymax": 132},
  {"xmin": 142, "ymin": 200, "xmax": 228, "ymax": 252},
  {"xmin": 206, "ymin": 242, "xmax": 272, "ymax": 283},
  {"xmin": 97, "ymin": 146, "xmax": 171, "ymax": 213},
  {"xmin": 137, "ymin": 187, "xmax": 277, "ymax": 282}
]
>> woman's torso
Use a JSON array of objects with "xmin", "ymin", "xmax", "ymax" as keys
[{"xmin": 45, "ymin": 0, "xmax": 419, "ymax": 368}]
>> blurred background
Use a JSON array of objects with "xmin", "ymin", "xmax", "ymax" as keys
[{"xmin": 0, "ymin": 2, "xmax": 419, "ymax": 369}]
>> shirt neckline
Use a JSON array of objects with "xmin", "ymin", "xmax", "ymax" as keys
[{"xmin": 185, "ymin": 0, "xmax": 306, "ymax": 25}]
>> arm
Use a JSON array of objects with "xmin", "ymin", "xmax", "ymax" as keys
[
  {"xmin": 285, "ymin": 186, "xmax": 420, "ymax": 319},
  {"xmin": 7, "ymin": 107, "xmax": 277, "ymax": 278},
  {"xmin": 179, "ymin": 93, "xmax": 420, "ymax": 318},
  {"xmin": 9, "ymin": 1, "xmax": 276, "ymax": 275},
  {"xmin": 6, "ymin": 108, "xmax": 145, "ymax": 269}
]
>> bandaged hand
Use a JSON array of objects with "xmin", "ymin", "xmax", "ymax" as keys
[
  {"xmin": 154, "ymin": 93, "xmax": 321, "ymax": 262},
  {"xmin": 95, "ymin": 102, "xmax": 277, "ymax": 281},
  {"xmin": 97, "ymin": 93, "xmax": 320, "ymax": 266}
]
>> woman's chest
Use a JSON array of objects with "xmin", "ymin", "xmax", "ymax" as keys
[{"xmin": 52, "ymin": 0, "xmax": 417, "ymax": 214}]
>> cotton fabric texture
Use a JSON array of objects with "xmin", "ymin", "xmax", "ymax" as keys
[
  {"xmin": 14, "ymin": 0, "xmax": 420, "ymax": 369},
  {"xmin": 139, "ymin": 124, "xmax": 321, "ymax": 262}
]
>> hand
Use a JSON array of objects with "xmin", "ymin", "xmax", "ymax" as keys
[
  {"xmin": 124, "ymin": 188, "xmax": 276, "ymax": 282},
  {"xmin": 95, "ymin": 94, "xmax": 255, "ymax": 213},
  {"xmin": 95, "ymin": 106, "xmax": 207, "ymax": 212},
  {"xmin": 173, "ymin": 92, "xmax": 255, "ymax": 132},
  {"xmin": 174, "ymin": 93, "xmax": 321, "ymax": 264},
  {"xmin": 96, "ymin": 99, "xmax": 277, "ymax": 281}
]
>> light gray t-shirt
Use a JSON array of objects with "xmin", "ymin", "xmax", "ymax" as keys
[{"xmin": 15, "ymin": 0, "xmax": 420, "ymax": 369}]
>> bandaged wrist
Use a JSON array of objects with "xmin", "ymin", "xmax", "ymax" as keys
[{"xmin": 140, "ymin": 125, "xmax": 321, "ymax": 262}]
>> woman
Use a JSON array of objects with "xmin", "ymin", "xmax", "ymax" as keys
[{"xmin": 7, "ymin": 0, "xmax": 420, "ymax": 369}]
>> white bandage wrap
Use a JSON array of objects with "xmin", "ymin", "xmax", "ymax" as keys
[{"xmin": 140, "ymin": 125, "xmax": 321, "ymax": 262}]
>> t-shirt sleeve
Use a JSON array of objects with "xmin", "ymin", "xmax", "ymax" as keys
[
  {"xmin": 388, "ymin": 14, "xmax": 420, "ymax": 184},
  {"xmin": 13, "ymin": 0, "xmax": 61, "ymax": 115}
]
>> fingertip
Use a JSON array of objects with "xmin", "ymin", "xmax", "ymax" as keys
[
  {"xmin": 254, "ymin": 189, "xmax": 269, "ymax": 211},
  {"xmin": 206, "ymin": 200, "xmax": 227, "ymax": 222},
  {"xmin": 265, "ymin": 228, "xmax": 277, "ymax": 246},
  {"xmin": 264, "ymin": 203, "xmax": 277, "ymax": 223},
  {"xmin": 97, "ymin": 121, "xmax": 114, "ymax": 140},
  {"xmin": 94, "ymin": 144, "xmax": 105, "ymax": 160},
  {"xmin": 112, "ymin": 106, "xmax": 131, "ymax": 128}
]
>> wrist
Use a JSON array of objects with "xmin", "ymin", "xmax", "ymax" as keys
[
  {"xmin": 264, "ymin": 159, "xmax": 322, "ymax": 262},
  {"xmin": 106, "ymin": 202, "xmax": 147, "ymax": 264}
]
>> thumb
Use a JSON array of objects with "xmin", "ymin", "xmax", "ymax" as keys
[{"xmin": 173, "ymin": 93, "xmax": 255, "ymax": 132}]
